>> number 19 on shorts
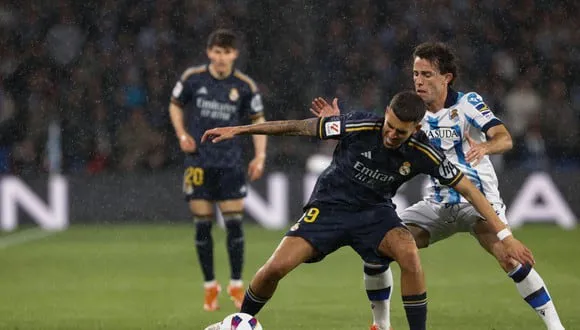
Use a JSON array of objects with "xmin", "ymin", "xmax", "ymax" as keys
[{"xmin": 302, "ymin": 207, "xmax": 320, "ymax": 223}]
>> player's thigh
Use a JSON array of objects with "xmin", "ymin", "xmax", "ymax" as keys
[
  {"xmin": 215, "ymin": 167, "xmax": 248, "ymax": 201},
  {"xmin": 285, "ymin": 205, "xmax": 349, "ymax": 263},
  {"xmin": 189, "ymin": 199, "xmax": 214, "ymax": 216},
  {"xmin": 261, "ymin": 236, "xmax": 317, "ymax": 278},
  {"xmin": 406, "ymin": 224, "xmax": 430, "ymax": 249},
  {"xmin": 400, "ymin": 200, "xmax": 453, "ymax": 246},
  {"xmin": 217, "ymin": 199, "xmax": 244, "ymax": 213},
  {"xmin": 378, "ymin": 227, "xmax": 420, "ymax": 272},
  {"xmin": 350, "ymin": 206, "xmax": 409, "ymax": 266}
]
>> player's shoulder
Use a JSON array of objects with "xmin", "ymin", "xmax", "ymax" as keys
[
  {"xmin": 180, "ymin": 64, "xmax": 208, "ymax": 81},
  {"xmin": 457, "ymin": 91, "xmax": 487, "ymax": 111},
  {"xmin": 233, "ymin": 69, "xmax": 259, "ymax": 93},
  {"xmin": 406, "ymin": 131, "xmax": 444, "ymax": 164}
]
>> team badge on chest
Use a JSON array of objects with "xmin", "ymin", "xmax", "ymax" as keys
[
  {"xmin": 399, "ymin": 161, "xmax": 412, "ymax": 176},
  {"xmin": 229, "ymin": 88, "xmax": 240, "ymax": 101},
  {"xmin": 449, "ymin": 109, "xmax": 459, "ymax": 122}
]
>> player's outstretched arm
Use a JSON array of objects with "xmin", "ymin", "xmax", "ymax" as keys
[
  {"xmin": 202, "ymin": 118, "xmax": 319, "ymax": 143},
  {"xmin": 452, "ymin": 176, "xmax": 535, "ymax": 266}
]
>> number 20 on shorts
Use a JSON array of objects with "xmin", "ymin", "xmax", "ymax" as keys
[{"xmin": 183, "ymin": 167, "xmax": 204, "ymax": 193}]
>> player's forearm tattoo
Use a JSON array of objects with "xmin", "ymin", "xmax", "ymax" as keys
[{"xmin": 240, "ymin": 118, "xmax": 318, "ymax": 137}]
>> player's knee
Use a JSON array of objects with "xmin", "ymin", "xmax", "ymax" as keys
[
  {"xmin": 363, "ymin": 263, "xmax": 390, "ymax": 276},
  {"xmin": 499, "ymin": 258, "xmax": 520, "ymax": 273},
  {"xmin": 489, "ymin": 243, "xmax": 520, "ymax": 272},
  {"xmin": 395, "ymin": 247, "xmax": 422, "ymax": 274}
]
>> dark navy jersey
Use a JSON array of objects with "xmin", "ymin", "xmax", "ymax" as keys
[
  {"xmin": 170, "ymin": 64, "xmax": 264, "ymax": 168},
  {"xmin": 306, "ymin": 111, "xmax": 464, "ymax": 210}
]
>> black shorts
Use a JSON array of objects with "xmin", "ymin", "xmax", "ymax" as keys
[
  {"xmin": 183, "ymin": 167, "xmax": 247, "ymax": 201},
  {"xmin": 286, "ymin": 204, "xmax": 406, "ymax": 265}
]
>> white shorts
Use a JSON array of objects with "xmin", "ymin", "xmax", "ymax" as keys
[{"xmin": 400, "ymin": 200, "xmax": 508, "ymax": 245}]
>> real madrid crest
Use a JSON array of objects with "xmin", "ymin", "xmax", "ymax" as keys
[
  {"xmin": 229, "ymin": 88, "xmax": 239, "ymax": 101},
  {"xmin": 399, "ymin": 161, "xmax": 411, "ymax": 176},
  {"xmin": 449, "ymin": 109, "xmax": 459, "ymax": 121}
]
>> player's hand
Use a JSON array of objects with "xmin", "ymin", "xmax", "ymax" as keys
[
  {"xmin": 465, "ymin": 134, "xmax": 488, "ymax": 166},
  {"xmin": 502, "ymin": 236, "xmax": 535, "ymax": 266},
  {"xmin": 202, "ymin": 126, "xmax": 240, "ymax": 143},
  {"xmin": 310, "ymin": 97, "xmax": 340, "ymax": 117},
  {"xmin": 179, "ymin": 133, "xmax": 197, "ymax": 153},
  {"xmin": 248, "ymin": 154, "xmax": 266, "ymax": 181}
]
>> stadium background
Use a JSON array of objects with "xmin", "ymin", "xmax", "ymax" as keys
[{"xmin": 1, "ymin": 1, "xmax": 579, "ymax": 329}]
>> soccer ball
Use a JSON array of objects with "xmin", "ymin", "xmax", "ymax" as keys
[{"xmin": 219, "ymin": 313, "xmax": 263, "ymax": 330}]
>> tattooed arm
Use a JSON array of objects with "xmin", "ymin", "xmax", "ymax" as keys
[{"xmin": 202, "ymin": 118, "xmax": 319, "ymax": 143}]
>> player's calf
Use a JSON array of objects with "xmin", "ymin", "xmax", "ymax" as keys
[
  {"xmin": 508, "ymin": 264, "xmax": 565, "ymax": 330},
  {"xmin": 240, "ymin": 236, "xmax": 315, "ymax": 316},
  {"xmin": 224, "ymin": 212, "xmax": 246, "ymax": 309},
  {"xmin": 475, "ymin": 228, "xmax": 565, "ymax": 329},
  {"xmin": 195, "ymin": 215, "xmax": 220, "ymax": 311},
  {"xmin": 195, "ymin": 216, "xmax": 216, "ymax": 283},
  {"xmin": 378, "ymin": 227, "xmax": 427, "ymax": 330},
  {"xmin": 224, "ymin": 212, "xmax": 245, "ymax": 281},
  {"xmin": 364, "ymin": 264, "xmax": 394, "ymax": 330}
]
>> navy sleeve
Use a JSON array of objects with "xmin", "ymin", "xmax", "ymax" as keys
[
  {"xmin": 235, "ymin": 71, "xmax": 264, "ymax": 120},
  {"xmin": 409, "ymin": 133, "xmax": 464, "ymax": 187},
  {"xmin": 317, "ymin": 111, "xmax": 382, "ymax": 140},
  {"xmin": 170, "ymin": 77, "xmax": 194, "ymax": 107}
]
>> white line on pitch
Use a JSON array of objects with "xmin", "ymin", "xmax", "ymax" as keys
[{"xmin": 0, "ymin": 228, "xmax": 58, "ymax": 249}]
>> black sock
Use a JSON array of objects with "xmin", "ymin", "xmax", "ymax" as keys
[
  {"xmin": 240, "ymin": 286, "xmax": 270, "ymax": 316},
  {"xmin": 194, "ymin": 217, "xmax": 214, "ymax": 282},
  {"xmin": 402, "ymin": 292, "xmax": 427, "ymax": 330},
  {"xmin": 224, "ymin": 213, "xmax": 244, "ymax": 280}
]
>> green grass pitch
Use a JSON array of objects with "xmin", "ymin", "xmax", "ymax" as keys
[{"xmin": 0, "ymin": 224, "xmax": 578, "ymax": 329}]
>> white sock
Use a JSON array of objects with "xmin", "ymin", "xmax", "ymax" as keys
[
  {"xmin": 509, "ymin": 264, "xmax": 565, "ymax": 330},
  {"xmin": 364, "ymin": 266, "xmax": 393, "ymax": 329},
  {"xmin": 204, "ymin": 280, "xmax": 218, "ymax": 288},
  {"xmin": 229, "ymin": 279, "xmax": 243, "ymax": 287}
]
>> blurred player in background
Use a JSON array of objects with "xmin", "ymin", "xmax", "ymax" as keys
[
  {"xmin": 202, "ymin": 91, "xmax": 534, "ymax": 330},
  {"xmin": 312, "ymin": 42, "xmax": 564, "ymax": 330},
  {"xmin": 168, "ymin": 29, "xmax": 267, "ymax": 312}
]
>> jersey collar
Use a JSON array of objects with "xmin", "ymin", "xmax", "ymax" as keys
[
  {"xmin": 207, "ymin": 63, "xmax": 235, "ymax": 80},
  {"xmin": 444, "ymin": 87, "xmax": 459, "ymax": 108}
]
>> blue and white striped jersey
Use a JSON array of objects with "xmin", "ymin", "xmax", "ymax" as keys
[{"xmin": 422, "ymin": 88, "xmax": 504, "ymax": 204}]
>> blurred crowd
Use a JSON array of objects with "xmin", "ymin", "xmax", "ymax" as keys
[{"xmin": 0, "ymin": 0, "xmax": 579, "ymax": 175}]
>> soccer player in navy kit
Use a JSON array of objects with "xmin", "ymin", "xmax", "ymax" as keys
[
  {"xmin": 202, "ymin": 91, "xmax": 534, "ymax": 330},
  {"xmin": 168, "ymin": 29, "xmax": 267, "ymax": 312}
]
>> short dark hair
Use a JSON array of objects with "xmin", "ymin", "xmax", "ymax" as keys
[
  {"xmin": 207, "ymin": 29, "xmax": 238, "ymax": 49},
  {"xmin": 389, "ymin": 91, "xmax": 426, "ymax": 123},
  {"xmin": 413, "ymin": 42, "xmax": 458, "ymax": 85}
]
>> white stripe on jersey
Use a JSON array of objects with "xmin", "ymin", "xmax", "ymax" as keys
[
  {"xmin": 422, "ymin": 92, "xmax": 503, "ymax": 205},
  {"xmin": 345, "ymin": 122, "xmax": 382, "ymax": 128}
]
